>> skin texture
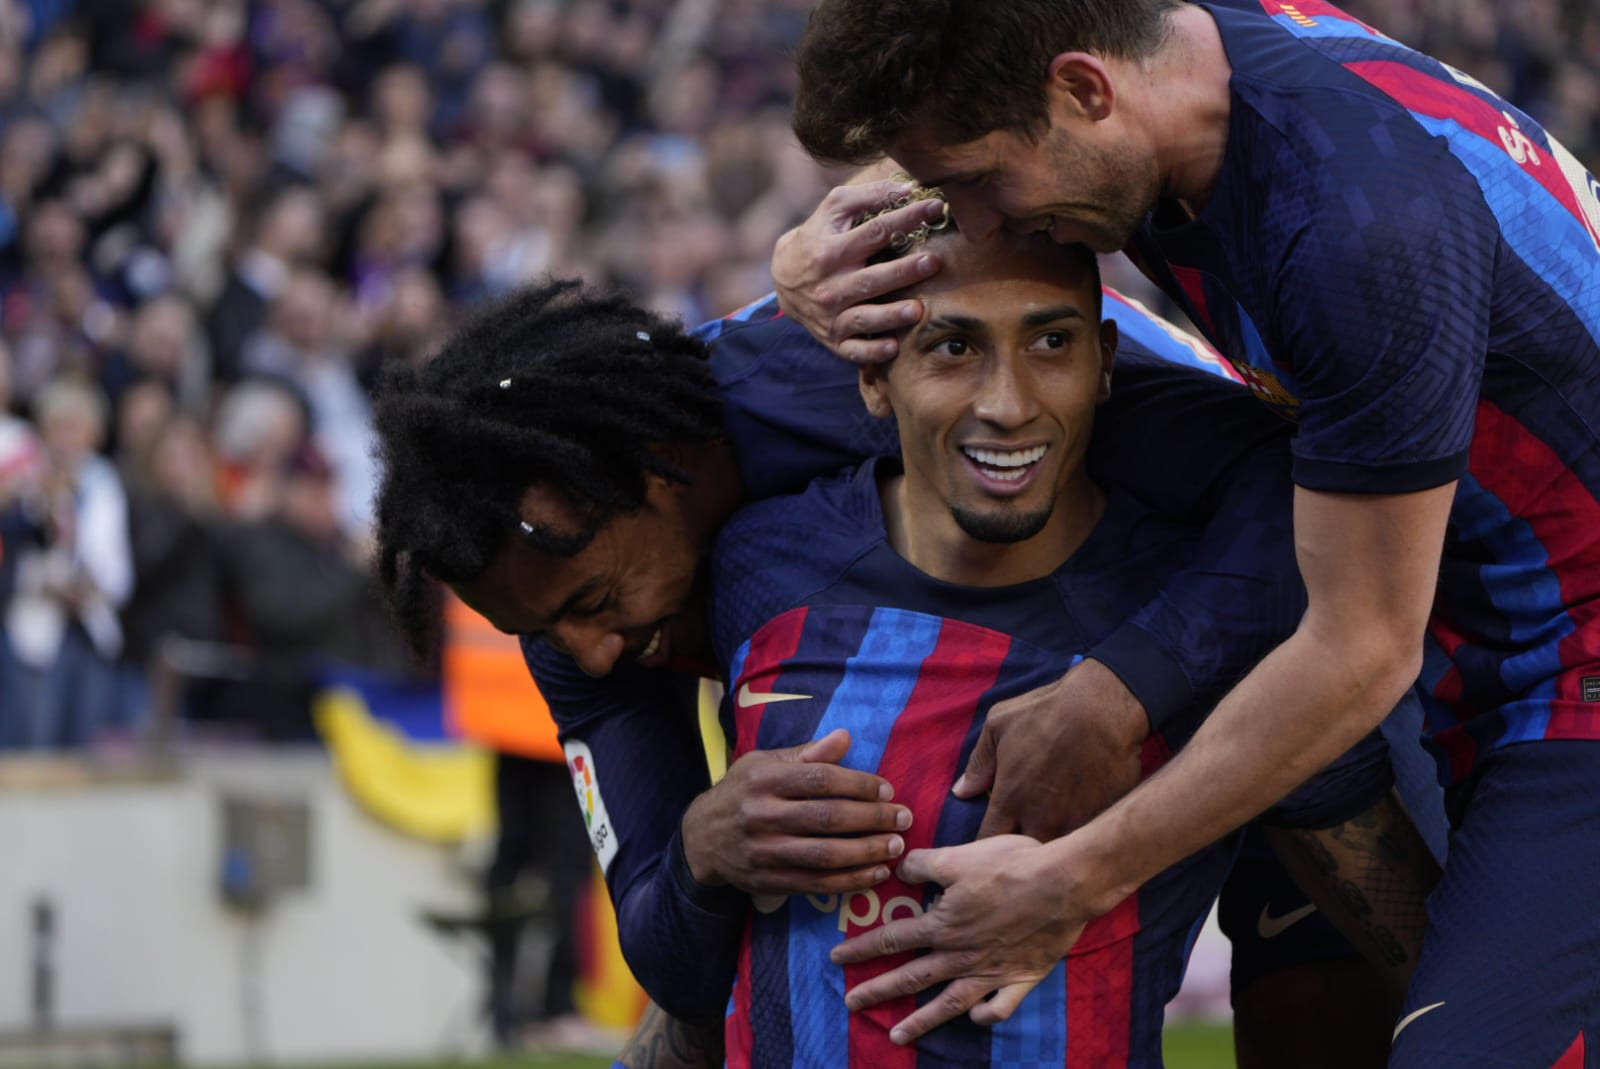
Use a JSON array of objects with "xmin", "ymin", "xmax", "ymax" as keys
[
  {"xmin": 451, "ymin": 456, "xmax": 735, "ymax": 677},
  {"xmin": 771, "ymin": 177, "xmax": 946, "ymax": 361},
  {"xmin": 616, "ymin": 1002, "xmax": 725, "ymax": 1069},
  {"xmin": 857, "ymin": 228, "xmax": 1116, "ymax": 588}
]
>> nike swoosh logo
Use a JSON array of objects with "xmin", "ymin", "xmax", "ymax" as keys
[
  {"xmin": 1256, "ymin": 902, "xmax": 1318, "ymax": 940},
  {"xmin": 1392, "ymin": 1001, "xmax": 1446, "ymax": 1042},
  {"xmin": 735, "ymin": 683, "xmax": 813, "ymax": 709}
]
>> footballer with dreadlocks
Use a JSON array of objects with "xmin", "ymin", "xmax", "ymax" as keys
[{"xmin": 373, "ymin": 192, "xmax": 1437, "ymax": 1066}]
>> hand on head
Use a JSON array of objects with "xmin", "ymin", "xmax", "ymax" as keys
[{"xmin": 772, "ymin": 178, "xmax": 945, "ymax": 363}]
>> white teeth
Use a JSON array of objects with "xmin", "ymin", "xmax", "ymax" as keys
[
  {"xmin": 963, "ymin": 445, "xmax": 1047, "ymax": 469},
  {"xmin": 638, "ymin": 628, "xmax": 662, "ymax": 660}
]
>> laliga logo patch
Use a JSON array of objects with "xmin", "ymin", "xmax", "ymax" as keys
[{"xmin": 564, "ymin": 740, "xmax": 619, "ymax": 874}]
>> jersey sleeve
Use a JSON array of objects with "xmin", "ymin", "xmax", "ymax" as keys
[
  {"xmin": 1266, "ymin": 105, "xmax": 1495, "ymax": 493},
  {"xmin": 1084, "ymin": 354, "xmax": 1305, "ymax": 743},
  {"xmin": 522, "ymin": 638, "xmax": 744, "ymax": 1023}
]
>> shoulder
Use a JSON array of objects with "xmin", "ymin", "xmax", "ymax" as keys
[
  {"xmin": 710, "ymin": 464, "xmax": 885, "ymax": 657},
  {"xmin": 693, "ymin": 294, "xmax": 834, "ymax": 386}
]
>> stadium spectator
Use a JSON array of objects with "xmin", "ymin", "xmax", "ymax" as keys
[
  {"xmin": 0, "ymin": 375, "xmax": 129, "ymax": 749},
  {"xmin": 0, "ymin": 0, "xmax": 1583, "ymax": 783}
]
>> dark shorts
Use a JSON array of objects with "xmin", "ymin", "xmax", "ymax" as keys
[
  {"xmin": 1390, "ymin": 740, "xmax": 1600, "ymax": 1069},
  {"xmin": 1219, "ymin": 690, "xmax": 1449, "ymax": 994}
]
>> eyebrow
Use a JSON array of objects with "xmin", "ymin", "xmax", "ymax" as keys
[
  {"xmin": 923, "ymin": 314, "xmax": 984, "ymax": 333},
  {"xmin": 918, "ymin": 306, "xmax": 1086, "ymax": 337},
  {"xmin": 1021, "ymin": 306, "xmax": 1087, "ymax": 328}
]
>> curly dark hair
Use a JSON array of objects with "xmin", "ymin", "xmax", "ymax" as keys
[
  {"xmin": 372, "ymin": 278, "xmax": 724, "ymax": 655},
  {"xmin": 793, "ymin": 0, "xmax": 1181, "ymax": 165}
]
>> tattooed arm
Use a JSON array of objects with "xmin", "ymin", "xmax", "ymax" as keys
[
  {"xmin": 615, "ymin": 1001, "xmax": 725, "ymax": 1069},
  {"xmin": 1266, "ymin": 790, "xmax": 1442, "ymax": 998}
]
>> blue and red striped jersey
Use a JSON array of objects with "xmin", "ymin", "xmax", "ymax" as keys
[
  {"xmin": 527, "ymin": 296, "xmax": 1329, "ymax": 1020},
  {"xmin": 708, "ymin": 459, "xmax": 1384, "ymax": 1066},
  {"xmin": 1126, "ymin": 0, "xmax": 1600, "ymax": 782}
]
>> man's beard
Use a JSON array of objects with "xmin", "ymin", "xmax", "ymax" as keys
[{"xmin": 950, "ymin": 502, "xmax": 1053, "ymax": 544}]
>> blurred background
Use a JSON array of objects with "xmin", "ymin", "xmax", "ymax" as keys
[{"xmin": 0, "ymin": 1, "xmax": 1595, "ymax": 1067}]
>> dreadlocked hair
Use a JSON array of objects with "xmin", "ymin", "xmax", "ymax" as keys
[{"xmin": 373, "ymin": 277, "xmax": 724, "ymax": 657}]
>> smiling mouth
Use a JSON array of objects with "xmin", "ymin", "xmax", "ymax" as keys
[
  {"xmin": 637, "ymin": 626, "xmax": 663, "ymax": 662},
  {"xmin": 961, "ymin": 444, "xmax": 1048, "ymax": 483}
]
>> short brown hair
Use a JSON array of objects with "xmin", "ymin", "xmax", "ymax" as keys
[{"xmin": 793, "ymin": 0, "xmax": 1180, "ymax": 165}]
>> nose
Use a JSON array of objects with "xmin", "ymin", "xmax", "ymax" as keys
[
  {"xmin": 945, "ymin": 193, "xmax": 1003, "ymax": 242},
  {"xmin": 971, "ymin": 354, "xmax": 1040, "ymax": 430},
  {"xmin": 549, "ymin": 619, "xmax": 626, "ymax": 678}
]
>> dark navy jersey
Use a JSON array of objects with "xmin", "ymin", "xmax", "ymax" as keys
[
  {"xmin": 710, "ymin": 460, "xmax": 1381, "ymax": 1067},
  {"xmin": 1125, "ymin": 0, "xmax": 1600, "ymax": 782},
  {"xmin": 526, "ymin": 294, "xmax": 1322, "ymax": 1019}
]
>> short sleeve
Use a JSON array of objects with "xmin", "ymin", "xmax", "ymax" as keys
[{"xmin": 1269, "ymin": 111, "xmax": 1496, "ymax": 493}]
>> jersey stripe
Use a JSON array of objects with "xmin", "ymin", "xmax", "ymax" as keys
[
  {"xmin": 788, "ymin": 608, "xmax": 944, "ymax": 1069},
  {"xmin": 731, "ymin": 607, "xmax": 811, "ymax": 759},
  {"xmin": 1066, "ymin": 896, "xmax": 1141, "ymax": 1069},
  {"xmin": 726, "ymin": 915, "xmax": 756, "ymax": 1069},
  {"xmin": 1469, "ymin": 403, "xmax": 1600, "ymax": 740},
  {"xmin": 1102, "ymin": 288, "xmax": 1240, "ymax": 382},
  {"xmin": 844, "ymin": 618, "xmax": 1011, "ymax": 1067},
  {"xmin": 1254, "ymin": 0, "xmax": 1383, "ymax": 37},
  {"xmin": 1344, "ymin": 59, "xmax": 1600, "ymax": 264},
  {"xmin": 726, "ymin": 608, "xmax": 808, "ymax": 1069}
]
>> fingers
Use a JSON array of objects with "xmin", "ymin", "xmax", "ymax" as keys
[
  {"xmin": 973, "ymin": 792, "xmax": 1021, "ymax": 840},
  {"xmin": 969, "ymin": 980, "xmax": 1038, "ymax": 1027},
  {"xmin": 754, "ymin": 756, "xmax": 897, "ymax": 803},
  {"xmin": 836, "ymin": 334, "xmax": 903, "ymax": 364},
  {"xmin": 888, "ymin": 977, "xmax": 999, "ymax": 1045},
  {"xmin": 830, "ymin": 294, "xmax": 922, "ymax": 341},
  {"xmin": 830, "ymin": 910, "xmax": 938, "ymax": 966},
  {"xmin": 816, "ymin": 179, "xmax": 920, "ymax": 227},
  {"xmin": 889, "ymin": 846, "xmax": 941, "ymax": 887},
  {"xmin": 747, "ymin": 831, "xmax": 898, "ymax": 880},
  {"xmin": 836, "ymin": 197, "xmax": 948, "ymax": 263},
  {"xmin": 741, "ymin": 832, "xmax": 903, "ymax": 889},
  {"xmin": 951, "ymin": 723, "xmax": 998, "ymax": 799},
  {"xmin": 766, "ymin": 797, "xmax": 912, "ymax": 838},
  {"xmin": 797, "ymin": 727, "xmax": 852, "ymax": 765}
]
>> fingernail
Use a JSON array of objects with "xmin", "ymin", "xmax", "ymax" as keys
[
  {"xmin": 887, "ymin": 837, "xmax": 904, "ymax": 858},
  {"xmin": 895, "ymin": 808, "xmax": 912, "ymax": 830},
  {"xmin": 890, "ymin": 1028, "xmax": 910, "ymax": 1046},
  {"xmin": 951, "ymin": 774, "xmax": 966, "ymax": 795},
  {"xmin": 898, "ymin": 304, "xmax": 920, "ymax": 323},
  {"xmin": 917, "ymin": 254, "xmax": 935, "ymax": 272},
  {"xmin": 874, "ymin": 866, "xmax": 891, "ymax": 881},
  {"xmin": 878, "ymin": 783, "xmax": 895, "ymax": 801}
]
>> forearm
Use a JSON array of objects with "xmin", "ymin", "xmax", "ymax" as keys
[
  {"xmin": 615, "ymin": 827, "xmax": 746, "ymax": 1022},
  {"xmin": 1051, "ymin": 623, "xmax": 1417, "ymax": 918},
  {"xmin": 1265, "ymin": 790, "xmax": 1441, "ymax": 994},
  {"xmin": 616, "ymin": 1001, "xmax": 725, "ymax": 1069}
]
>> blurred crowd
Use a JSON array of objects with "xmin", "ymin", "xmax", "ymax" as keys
[
  {"xmin": 0, "ymin": 0, "xmax": 1596, "ymax": 752},
  {"xmin": 0, "ymin": 0, "xmax": 833, "ymax": 750}
]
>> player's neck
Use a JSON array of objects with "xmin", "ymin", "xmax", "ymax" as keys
[
  {"xmin": 880, "ymin": 469, "xmax": 1107, "ymax": 588},
  {"xmin": 1147, "ymin": 4, "xmax": 1233, "ymax": 210}
]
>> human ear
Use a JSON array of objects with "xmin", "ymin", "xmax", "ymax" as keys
[
  {"xmin": 1047, "ymin": 53, "xmax": 1116, "ymax": 123},
  {"xmin": 1097, "ymin": 319, "xmax": 1118, "ymax": 403},
  {"xmin": 858, "ymin": 363, "xmax": 895, "ymax": 419}
]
